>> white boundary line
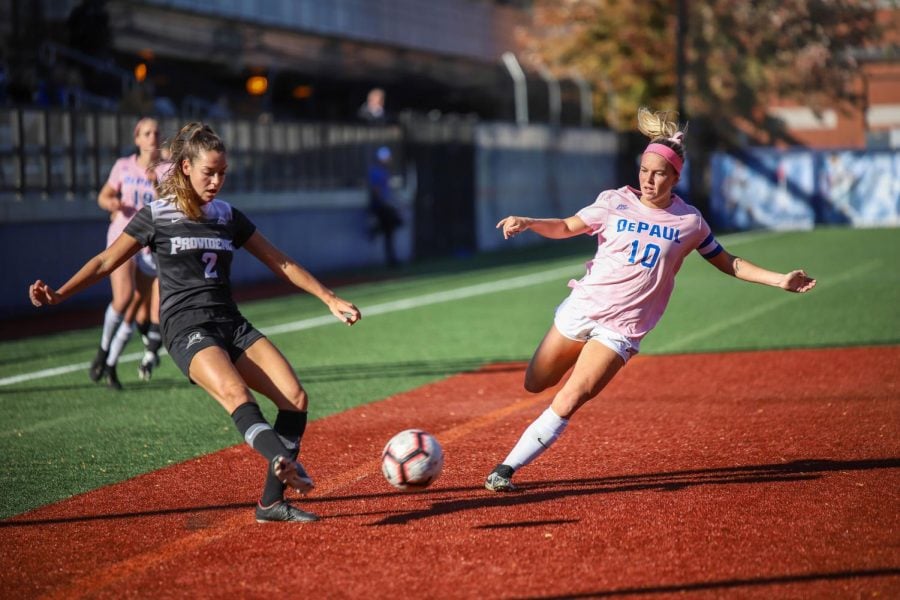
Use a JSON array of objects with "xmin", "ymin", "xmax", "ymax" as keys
[
  {"xmin": 0, "ymin": 265, "xmax": 577, "ymax": 387},
  {"xmin": 0, "ymin": 231, "xmax": 782, "ymax": 388}
]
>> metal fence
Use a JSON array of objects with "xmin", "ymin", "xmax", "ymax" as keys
[{"xmin": 0, "ymin": 108, "xmax": 403, "ymax": 202}]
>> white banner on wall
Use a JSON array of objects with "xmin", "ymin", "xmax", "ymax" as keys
[
  {"xmin": 711, "ymin": 152, "xmax": 816, "ymax": 230},
  {"xmin": 819, "ymin": 151, "xmax": 900, "ymax": 226},
  {"xmin": 711, "ymin": 149, "xmax": 900, "ymax": 230}
]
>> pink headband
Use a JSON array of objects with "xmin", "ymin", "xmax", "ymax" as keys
[{"xmin": 644, "ymin": 143, "xmax": 683, "ymax": 175}]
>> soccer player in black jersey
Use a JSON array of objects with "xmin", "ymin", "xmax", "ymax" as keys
[{"xmin": 29, "ymin": 122, "xmax": 362, "ymax": 523}]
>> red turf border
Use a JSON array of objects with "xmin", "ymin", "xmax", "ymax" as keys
[{"xmin": 2, "ymin": 346, "xmax": 898, "ymax": 599}]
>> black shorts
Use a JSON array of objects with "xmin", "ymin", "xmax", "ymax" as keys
[{"xmin": 166, "ymin": 318, "xmax": 265, "ymax": 379}]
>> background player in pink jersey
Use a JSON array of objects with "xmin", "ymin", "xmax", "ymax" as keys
[
  {"xmin": 90, "ymin": 117, "xmax": 170, "ymax": 389},
  {"xmin": 484, "ymin": 108, "xmax": 817, "ymax": 492}
]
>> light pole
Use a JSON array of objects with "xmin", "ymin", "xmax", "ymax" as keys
[{"xmin": 677, "ymin": 0, "xmax": 688, "ymax": 118}]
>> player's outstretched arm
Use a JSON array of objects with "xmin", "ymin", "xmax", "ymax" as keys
[
  {"xmin": 243, "ymin": 231, "xmax": 361, "ymax": 325},
  {"xmin": 707, "ymin": 249, "xmax": 817, "ymax": 293},
  {"xmin": 28, "ymin": 234, "xmax": 142, "ymax": 307},
  {"xmin": 496, "ymin": 215, "xmax": 589, "ymax": 240}
]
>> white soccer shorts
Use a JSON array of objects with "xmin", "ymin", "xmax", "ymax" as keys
[{"xmin": 553, "ymin": 296, "xmax": 640, "ymax": 363}]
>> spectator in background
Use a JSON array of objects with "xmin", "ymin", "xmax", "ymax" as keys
[
  {"xmin": 207, "ymin": 94, "xmax": 232, "ymax": 120},
  {"xmin": 367, "ymin": 146, "xmax": 403, "ymax": 267},
  {"xmin": 358, "ymin": 87, "xmax": 387, "ymax": 124}
]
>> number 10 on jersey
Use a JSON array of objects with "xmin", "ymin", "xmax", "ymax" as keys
[{"xmin": 628, "ymin": 240, "xmax": 660, "ymax": 268}]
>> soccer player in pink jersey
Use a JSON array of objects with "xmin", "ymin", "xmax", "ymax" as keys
[
  {"xmin": 484, "ymin": 108, "xmax": 817, "ymax": 492},
  {"xmin": 89, "ymin": 117, "xmax": 171, "ymax": 389}
]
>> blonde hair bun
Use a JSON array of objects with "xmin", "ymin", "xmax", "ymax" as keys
[{"xmin": 637, "ymin": 107, "xmax": 685, "ymax": 144}]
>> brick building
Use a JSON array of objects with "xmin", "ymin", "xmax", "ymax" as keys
[{"xmin": 766, "ymin": 5, "xmax": 900, "ymax": 149}]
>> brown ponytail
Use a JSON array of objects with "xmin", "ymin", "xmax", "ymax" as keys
[{"xmin": 158, "ymin": 122, "xmax": 226, "ymax": 220}]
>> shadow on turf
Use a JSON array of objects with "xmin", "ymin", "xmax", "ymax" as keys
[
  {"xmin": 362, "ymin": 457, "xmax": 900, "ymax": 526},
  {"xmin": 0, "ymin": 501, "xmax": 258, "ymax": 528},
  {"xmin": 4, "ymin": 457, "xmax": 897, "ymax": 529},
  {"xmin": 516, "ymin": 568, "xmax": 900, "ymax": 599},
  {"xmin": 295, "ymin": 357, "xmax": 526, "ymax": 383},
  {"xmin": 0, "ymin": 377, "xmax": 185, "ymax": 395},
  {"xmin": 475, "ymin": 519, "xmax": 578, "ymax": 529}
]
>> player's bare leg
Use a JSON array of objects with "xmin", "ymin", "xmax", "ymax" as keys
[
  {"xmin": 238, "ymin": 339, "xmax": 317, "ymax": 522},
  {"xmin": 487, "ymin": 340, "xmax": 624, "ymax": 492},
  {"xmin": 191, "ymin": 346, "xmax": 317, "ymax": 522},
  {"xmin": 523, "ymin": 325, "xmax": 585, "ymax": 393},
  {"xmin": 549, "ymin": 340, "xmax": 624, "ymax": 419},
  {"xmin": 238, "ymin": 337, "xmax": 315, "ymax": 494}
]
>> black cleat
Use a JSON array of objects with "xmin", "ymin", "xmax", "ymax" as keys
[
  {"xmin": 484, "ymin": 464, "xmax": 517, "ymax": 492},
  {"xmin": 103, "ymin": 365, "xmax": 123, "ymax": 391},
  {"xmin": 255, "ymin": 501, "xmax": 318, "ymax": 523},
  {"xmin": 89, "ymin": 348, "xmax": 109, "ymax": 382}
]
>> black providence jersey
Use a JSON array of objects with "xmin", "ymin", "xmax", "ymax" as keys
[{"xmin": 124, "ymin": 197, "xmax": 257, "ymax": 339}]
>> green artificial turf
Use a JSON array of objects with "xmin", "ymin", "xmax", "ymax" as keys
[{"xmin": 1, "ymin": 226, "xmax": 897, "ymax": 518}]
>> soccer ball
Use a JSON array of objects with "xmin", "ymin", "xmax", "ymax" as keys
[{"xmin": 381, "ymin": 429, "xmax": 444, "ymax": 490}]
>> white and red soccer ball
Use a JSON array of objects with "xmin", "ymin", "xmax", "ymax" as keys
[{"xmin": 381, "ymin": 429, "xmax": 444, "ymax": 490}]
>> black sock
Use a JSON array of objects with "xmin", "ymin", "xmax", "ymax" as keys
[
  {"xmin": 230, "ymin": 402, "xmax": 290, "ymax": 464},
  {"xmin": 146, "ymin": 323, "xmax": 162, "ymax": 354},
  {"xmin": 275, "ymin": 409, "xmax": 307, "ymax": 456},
  {"xmin": 136, "ymin": 320, "xmax": 150, "ymax": 338},
  {"xmin": 260, "ymin": 410, "xmax": 308, "ymax": 505}
]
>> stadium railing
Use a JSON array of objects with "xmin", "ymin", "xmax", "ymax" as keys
[{"xmin": 0, "ymin": 108, "xmax": 403, "ymax": 208}]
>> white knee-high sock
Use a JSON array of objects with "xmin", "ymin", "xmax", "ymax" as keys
[
  {"xmin": 502, "ymin": 406, "xmax": 569, "ymax": 471},
  {"xmin": 106, "ymin": 322, "xmax": 133, "ymax": 366},
  {"xmin": 100, "ymin": 305, "xmax": 124, "ymax": 351}
]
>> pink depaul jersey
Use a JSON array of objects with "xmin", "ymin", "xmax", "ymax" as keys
[
  {"xmin": 568, "ymin": 185, "xmax": 723, "ymax": 340},
  {"xmin": 104, "ymin": 155, "xmax": 172, "ymax": 247}
]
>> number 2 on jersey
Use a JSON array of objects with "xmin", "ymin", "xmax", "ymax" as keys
[
  {"xmin": 628, "ymin": 240, "xmax": 660, "ymax": 268},
  {"xmin": 201, "ymin": 252, "xmax": 219, "ymax": 279}
]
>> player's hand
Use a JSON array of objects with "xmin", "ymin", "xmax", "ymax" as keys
[
  {"xmin": 328, "ymin": 297, "xmax": 361, "ymax": 326},
  {"xmin": 103, "ymin": 197, "xmax": 122, "ymax": 221},
  {"xmin": 781, "ymin": 270, "xmax": 817, "ymax": 293},
  {"xmin": 496, "ymin": 216, "xmax": 531, "ymax": 239},
  {"xmin": 28, "ymin": 280, "xmax": 60, "ymax": 307}
]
